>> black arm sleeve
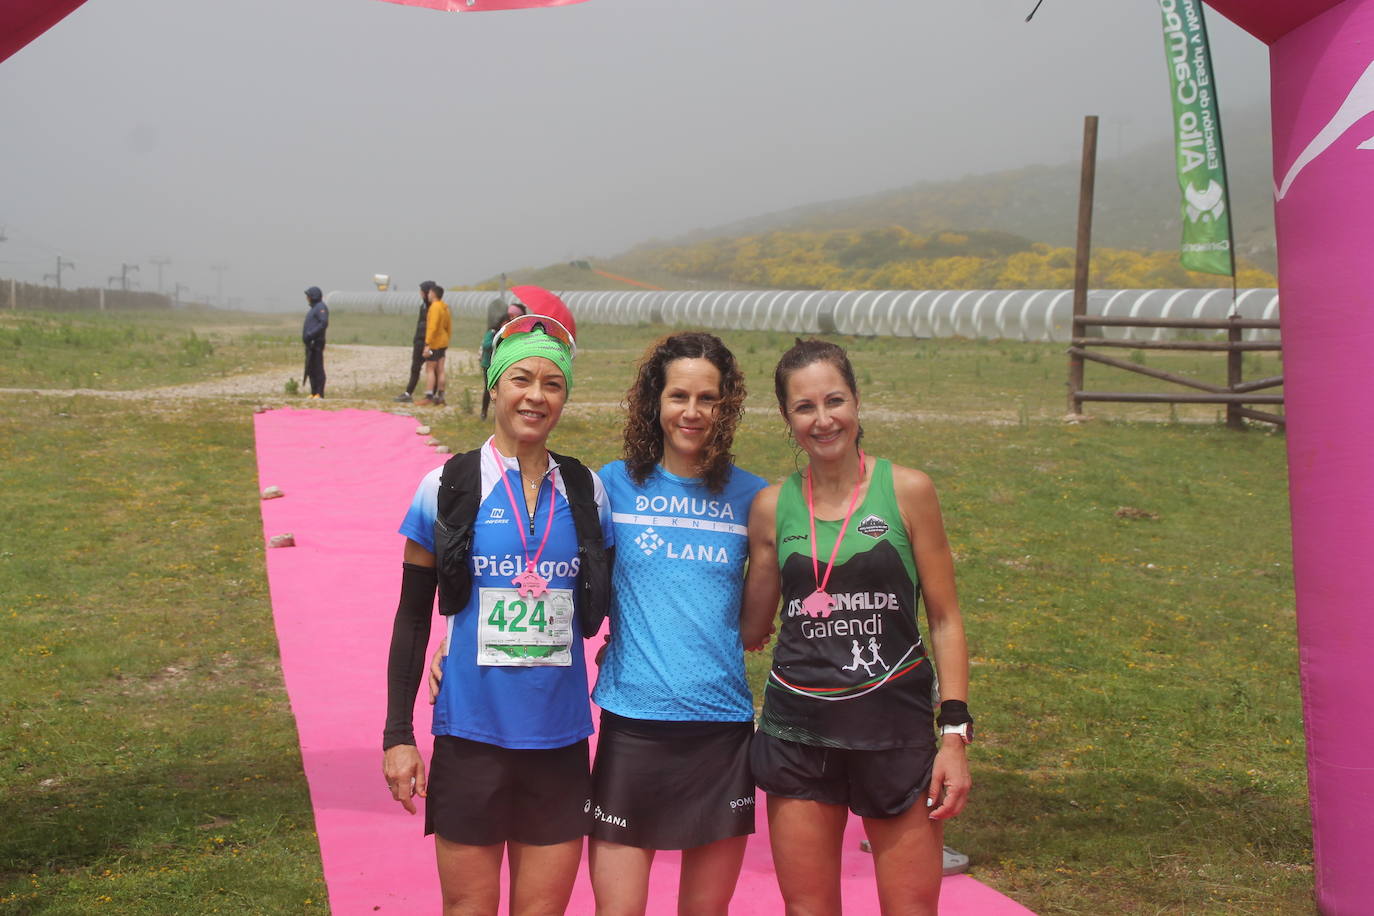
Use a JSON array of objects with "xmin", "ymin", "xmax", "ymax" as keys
[{"xmin": 383, "ymin": 562, "xmax": 438, "ymax": 750}]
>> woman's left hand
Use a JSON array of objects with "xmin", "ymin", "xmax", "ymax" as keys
[
  {"xmin": 926, "ymin": 741, "xmax": 971, "ymax": 820},
  {"xmin": 740, "ymin": 620, "xmax": 775, "ymax": 652}
]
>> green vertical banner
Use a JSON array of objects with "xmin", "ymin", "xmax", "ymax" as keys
[{"xmin": 1158, "ymin": 0, "xmax": 1235, "ymax": 277}]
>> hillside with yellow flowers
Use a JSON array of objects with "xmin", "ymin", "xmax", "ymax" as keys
[{"xmin": 488, "ymin": 107, "xmax": 1276, "ymax": 292}]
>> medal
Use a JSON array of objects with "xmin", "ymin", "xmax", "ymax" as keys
[
  {"xmin": 511, "ymin": 568, "xmax": 548, "ymax": 598},
  {"xmin": 801, "ymin": 589, "xmax": 836, "ymax": 618},
  {"xmin": 491, "ymin": 441, "xmax": 557, "ymax": 598},
  {"xmin": 802, "ymin": 451, "xmax": 866, "ymax": 619}
]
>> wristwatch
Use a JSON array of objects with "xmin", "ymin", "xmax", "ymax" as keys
[{"xmin": 940, "ymin": 722, "xmax": 974, "ymax": 745}]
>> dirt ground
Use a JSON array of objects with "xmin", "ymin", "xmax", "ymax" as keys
[
  {"xmin": 0, "ymin": 345, "xmax": 471, "ymax": 402},
  {"xmin": 0, "ymin": 344, "xmax": 1086, "ymax": 425}
]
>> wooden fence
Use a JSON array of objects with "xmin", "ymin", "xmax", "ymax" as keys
[
  {"xmin": 1067, "ymin": 314, "xmax": 1284, "ymax": 428},
  {"xmin": 5, "ymin": 278, "xmax": 173, "ymax": 311}
]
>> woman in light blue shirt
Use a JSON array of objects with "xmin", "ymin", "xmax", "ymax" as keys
[{"xmin": 590, "ymin": 332, "xmax": 767, "ymax": 915}]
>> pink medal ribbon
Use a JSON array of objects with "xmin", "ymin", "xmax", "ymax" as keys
[
  {"xmin": 801, "ymin": 451, "xmax": 867, "ymax": 619},
  {"xmin": 490, "ymin": 442, "xmax": 557, "ymax": 598}
]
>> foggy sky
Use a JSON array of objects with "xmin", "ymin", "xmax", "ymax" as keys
[{"xmin": 0, "ymin": 0, "xmax": 1271, "ymax": 311}]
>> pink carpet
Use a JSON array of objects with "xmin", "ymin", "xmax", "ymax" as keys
[{"xmin": 254, "ymin": 406, "xmax": 1033, "ymax": 914}]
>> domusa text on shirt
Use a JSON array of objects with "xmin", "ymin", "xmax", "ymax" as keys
[{"xmin": 633, "ymin": 494, "xmax": 737, "ymax": 520}]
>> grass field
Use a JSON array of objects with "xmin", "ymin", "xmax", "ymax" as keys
[{"xmin": 0, "ymin": 307, "xmax": 1307, "ymax": 914}]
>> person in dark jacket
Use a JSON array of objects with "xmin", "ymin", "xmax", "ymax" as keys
[
  {"xmin": 478, "ymin": 309, "xmax": 504, "ymax": 420},
  {"xmin": 302, "ymin": 286, "xmax": 329, "ymax": 399},
  {"xmin": 395, "ymin": 280, "xmax": 436, "ymax": 403}
]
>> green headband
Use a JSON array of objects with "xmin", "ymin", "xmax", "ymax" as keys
[{"xmin": 486, "ymin": 330, "xmax": 574, "ymax": 392}]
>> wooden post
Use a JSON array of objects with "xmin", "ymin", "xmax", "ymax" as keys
[
  {"xmin": 1226, "ymin": 316, "xmax": 1244, "ymax": 429},
  {"xmin": 1067, "ymin": 115, "xmax": 1098, "ymax": 415}
]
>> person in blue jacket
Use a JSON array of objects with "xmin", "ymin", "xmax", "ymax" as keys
[
  {"xmin": 589, "ymin": 332, "xmax": 768, "ymax": 915},
  {"xmin": 301, "ymin": 286, "xmax": 329, "ymax": 399}
]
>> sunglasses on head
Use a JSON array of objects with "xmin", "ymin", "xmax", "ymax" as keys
[{"xmin": 494, "ymin": 314, "xmax": 577, "ymax": 357}]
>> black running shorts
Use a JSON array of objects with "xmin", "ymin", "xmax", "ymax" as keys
[
  {"xmin": 424, "ymin": 347, "xmax": 447, "ymax": 362},
  {"xmin": 425, "ymin": 735, "xmax": 591, "ymax": 846},
  {"xmin": 590, "ymin": 711, "xmax": 756, "ymax": 850},
  {"xmin": 750, "ymin": 730, "xmax": 935, "ymax": 818}
]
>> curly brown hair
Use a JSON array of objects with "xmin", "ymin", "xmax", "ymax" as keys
[{"xmin": 622, "ymin": 332, "xmax": 746, "ymax": 494}]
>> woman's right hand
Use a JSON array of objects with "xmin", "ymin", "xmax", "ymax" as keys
[
  {"xmin": 383, "ymin": 745, "xmax": 426, "ymax": 814},
  {"xmin": 427, "ymin": 638, "xmax": 448, "ymax": 704},
  {"xmin": 739, "ymin": 486, "xmax": 782, "ymax": 653}
]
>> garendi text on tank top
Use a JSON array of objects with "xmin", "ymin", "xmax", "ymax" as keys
[
  {"xmin": 786, "ymin": 591, "xmax": 902, "ymax": 641},
  {"xmin": 795, "ymin": 613, "xmax": 886, "ymax": 641}
]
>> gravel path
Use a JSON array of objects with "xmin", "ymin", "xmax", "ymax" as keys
[
  {"xmin": 0, "ymin": 343, "xmax": 1088, "ymax": 425},
  {"xmin": 0, "ymin": 345, "xmax": 472, "ymax": 401}
]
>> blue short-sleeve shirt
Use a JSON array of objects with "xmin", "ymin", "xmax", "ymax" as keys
[
  {"xmin": 399, "ymin": 437, "xmax": 614, "ymax": 749},
  {"xmin": 592, "ymin": 461, "xmax": 767, "ymax": 722}
]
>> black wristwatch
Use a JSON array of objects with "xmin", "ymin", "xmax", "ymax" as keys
[{"xmin": 936, "ymin": 699, "xmax": 974, "ymax": 745}]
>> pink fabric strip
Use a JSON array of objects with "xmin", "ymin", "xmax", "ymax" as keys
[{"xmin": 1264, "ymin": 4, "xmax": 1374, "ymax": 909}]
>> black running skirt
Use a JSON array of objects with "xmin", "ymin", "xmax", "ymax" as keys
[{"xmin": 590, "ymin": 711, "xmax": 755, "ymax": 850}]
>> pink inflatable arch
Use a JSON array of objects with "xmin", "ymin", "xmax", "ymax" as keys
[
  {"xmin": 3, "ymin": 0, "xmax": 1369, "ymax": 909},
  {"xmin": 0, "ymin": 1, "xmax": 87, "ymax": 65},
  {"xmin": 1207, "ymin": 2, "xmax": 1374, "ymax": 912}
]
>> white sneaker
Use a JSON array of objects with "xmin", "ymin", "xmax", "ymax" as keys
[
  {"xmin": 858, "ymin": 841, "xmax": 969, "ymax": 876},
  {"xmin": 942, "ymin": 847, "xmax": 970, "ymax": 875}
]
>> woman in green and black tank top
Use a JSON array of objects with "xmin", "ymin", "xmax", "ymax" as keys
[
  {"xmin": 740, "ymin": 338, "xmax": 973, "ymax": 915},
  {"xmin": 765, "ymin": 456, "xmax": 932, "ymax": 747}
]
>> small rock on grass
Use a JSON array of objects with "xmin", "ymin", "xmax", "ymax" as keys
[
  {"xmin": 434, "ymin": 445, "xmax": 451, "ymax": 454},
  {"xmin": 415, "ymin": 425, "xmax": 432, "ymax": 436},
  {"xmin": 426, "ymin": 437, "xmax": 439, "ymax": 446},
  {"xmin": 268, "ymin": 533, "xmax": 296, "ymax": 548},
  {"xmin": 261, "ymin": 486, "xmax": 284, "ymax": 500}
]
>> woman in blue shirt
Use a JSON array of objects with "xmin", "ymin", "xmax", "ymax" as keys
[
  {"xmin": 590, "ymin": 332, "xmax": 767, "ymax": 914},
  {"xmin": 384, "ymin": 313, "xmax": 614, "ymax": 915}
]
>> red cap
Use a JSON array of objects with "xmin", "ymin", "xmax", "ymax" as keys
[{"xmin": 509, "ymin": 286, "xmax": 576, "ymax": 341}]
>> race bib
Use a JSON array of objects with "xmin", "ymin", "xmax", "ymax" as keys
[{"xmin": 476, "ymin": 586, "xmax": 575, "ymax": 667}]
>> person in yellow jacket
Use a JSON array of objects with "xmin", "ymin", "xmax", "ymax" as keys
[{"xmin": 421, "ymin": 284, "xmax": 452, "ymax": 406}]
